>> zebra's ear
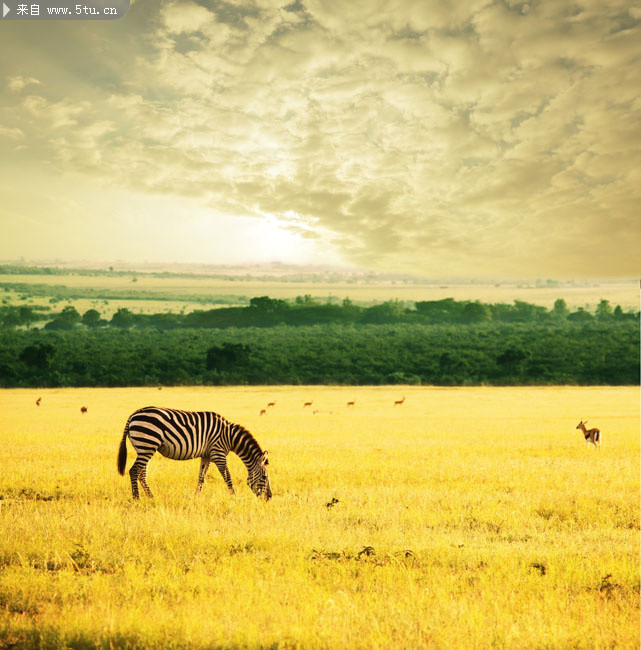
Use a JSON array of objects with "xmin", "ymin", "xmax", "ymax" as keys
[{"xmin": 262, "ymin": 450, "xmax": 269, "ymax": 466}]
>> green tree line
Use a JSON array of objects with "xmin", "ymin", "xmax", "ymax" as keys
[
  {"xmin": 0, "ymin": 319, "xmax": 637, "ymax": 387},
  {"xmin": 2, "ymin": 296, "xmax": 637, "ymax": 330}
]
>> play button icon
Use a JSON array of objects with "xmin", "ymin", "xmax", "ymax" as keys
[{"xmin": 1, "ymin": 1, "xmax": 129, "ymax": 19}]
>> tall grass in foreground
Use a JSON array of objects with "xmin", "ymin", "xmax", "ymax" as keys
[{"xmin": 0, "ymin": 386, "xmax": 638, "ymax": 648}]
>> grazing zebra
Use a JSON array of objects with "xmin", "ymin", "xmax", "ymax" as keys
[{"xmin": 117, "ymin": 406, "xmax": 272, "ymax": 500}]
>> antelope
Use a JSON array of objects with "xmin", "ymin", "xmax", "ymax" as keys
[
  {"xmin": 267, "ymin": 402, "xmax": 276, "ymax": 408},
  {"xmin": 394, "ymin": 396, "xmax": 405, "ymax": 406},
  {"xmin": 347, "ymin": 400, "xmax": 355, "ymax": 407},
  {"xmin": 36, "ymin": 397, "xmax": 41, "ymax": 406},
  {"xmin": 260, "ymin": 409, "xmax": 267, "ymax": 416},
  {"xmin": 304, "ymin": 401, "xmax": 313, "ymax": 407},
  {"xmin": 576, "ymin": 420, "xmax": 601, "ymax": 449},
  {"xmin": 80, "ymin": 406, "xmax": 88, "ymax": 414}
]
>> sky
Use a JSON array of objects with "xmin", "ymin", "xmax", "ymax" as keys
[{"xmin": 1, "ymin": 0, "xmax": 640, "ymax": 278}]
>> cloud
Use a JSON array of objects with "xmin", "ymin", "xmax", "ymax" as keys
[
  {"xmin": 1, "ymin": 0, "xmax": 639, "ymax": 277},
  {"xmin": 7, "ymin": 75, "xmax": 40, "ymax": 92},
  {"xmin": 161, "ymin": 0, "xmax": 215, "ymax": 34},
  {"xmin": 0, "ymin": 125, "xmax": 24, "ymax": 140}
]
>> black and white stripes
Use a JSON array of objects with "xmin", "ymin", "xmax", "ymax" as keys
[{"xmin": 117, "ymin": 406, "xmax": 271, "ymax": 500}]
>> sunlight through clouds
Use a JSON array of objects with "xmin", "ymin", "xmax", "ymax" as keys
[{"xmin": 0, "ymin": 0, "xmax": 639, "ymax": 276}]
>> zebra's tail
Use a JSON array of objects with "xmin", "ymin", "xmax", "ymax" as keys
[{"xmin": 117, "ymin": 418, "xmax": 130, "ymax": 476}]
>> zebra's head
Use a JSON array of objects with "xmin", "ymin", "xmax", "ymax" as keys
[{"xmin": 247, "ymin": 450, "xmax": 272, "ymax": 500}]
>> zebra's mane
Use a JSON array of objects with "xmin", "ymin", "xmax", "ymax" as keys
[{"xmin": 230, "ymin": 423, "xmax": 263, "ymax": 459}]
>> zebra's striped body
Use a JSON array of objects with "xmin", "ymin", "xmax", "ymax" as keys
[{"xmin": 117, "ymin": 406, "xmax": 271, "ymax": 500}]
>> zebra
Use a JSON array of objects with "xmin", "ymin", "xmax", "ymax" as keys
[{"xmin": 117, "ymin": 406, "xmax": 272, "ymax": 500}]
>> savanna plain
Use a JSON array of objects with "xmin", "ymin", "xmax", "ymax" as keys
[{"xmin": 0, "ymin": 386, "xmax": 638, "ymax": 649}]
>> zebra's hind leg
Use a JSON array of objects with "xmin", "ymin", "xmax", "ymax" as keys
[
  {"xmin": 195, "ymin": 457, "xmax": 211, "ymax": 495},
  {"xmin": 129, "ymin": 455, "xmax": 154, "ymax": 499},
  {"xmin": 129, "ymin": 464, "xmax": 141, "ymax": 500},
  {"xmin": 139, "ymin": 466, "xmax": 154, "ymax": 498}
]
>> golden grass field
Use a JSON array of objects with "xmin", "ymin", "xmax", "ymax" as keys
[{"xmin": 0, "ymin": 386, "xmax": 639, "ymax": 649}]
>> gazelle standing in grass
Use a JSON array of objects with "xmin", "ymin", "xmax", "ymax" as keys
[{"xmin": 576, "ymin": 420, "xmax": 601, "ymax": 449}]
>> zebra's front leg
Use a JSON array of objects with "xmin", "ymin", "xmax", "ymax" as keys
[
  {"xmin": 213, "ymin": 455, "xmax": 235, "ymax": 496},
  {"xmin": 195, "ymin": 457, "xmax": 210, "ymax": 495}
]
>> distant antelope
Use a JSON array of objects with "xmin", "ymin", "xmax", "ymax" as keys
[
  {"xmin": 576, "ymin": 420, "xmax": 601, "ymax": 449},
  {"xmin": 260, "ymin": 409, "xmax": 267, "ymax": 416},
  {"xmin": 35, "ymin": 397, "xmax": 41, "ymax": 406},
  {"xmin": 267, "ymin": 402, "xmax": 276, "ymax": 408},
  {"xmin": 304, "ymin": 400, "xmax": 313, "ymax": 407},
  {"xmin": 394, "ymin": 396, "xmax": 405, "ymax": 406},
  {"xmin": 80, "ymin": 406, "xmax": 88, "ymax": 414},
  {"xmin": 347, "ymin": 400, "xmax": 355, "ymax": 407}
]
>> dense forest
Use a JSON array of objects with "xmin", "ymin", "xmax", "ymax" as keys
[{"xmin": 0, "ymin": 296, "xmax": 637, "ymax": 387}]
